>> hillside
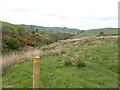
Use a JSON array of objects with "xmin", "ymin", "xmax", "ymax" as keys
[
  {"xmin": 21, "ymin": 25, "xmax": 118, "ymax": 36},
  {"xmin": 1, "ymin": 21, "xmax": 118, "ymax": 54},
  {"xmin": 2, "ymin": 36, "xmax": 118, "ymax": 88},
  {"xmin": 1, "ymin": 21, "xmax": 74, "ymax": 55},
  {"xmin": 82, "ymin": 28, "xmax": 118, "ymax": 36},
  {"xmin": 21, "ymin": 24, "xmax": 82, "ymax": 35}
]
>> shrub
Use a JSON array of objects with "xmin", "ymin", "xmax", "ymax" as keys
[
  {"xmin": 44, "ymin": 38, "xmax": 52, "ymax": 45},
  {"xmin": 17, "ymin": 27, "xmax": 26, "ymax": 36},
  {"xmin": 76, "ymin": 60, "xmax": 85, "ymax": 68},
  {"xmin": 61, "ymin": 50, "xmax": 66, "ymax": 54},
  {"xmin": 64, "ymin": 60, "xmax": 72, "ymax": 66},
  {"xmin": 4, "ymin": 37, "xmax": 21, "ymax": 50}
]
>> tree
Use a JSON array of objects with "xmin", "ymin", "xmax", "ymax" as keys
[
  {"xmin": 80, "ymin": 30, "xmax": 84, "ymax": 35},
  {"xmin": 80, "ymin": 30, "xmax": 84, "ymax": 33},
  {"xmin": 99, "ymin": 31, "xmax": 104, "ymax": 36},
  {"xmin": 36, "ymin": 29, "xmax": 38, "ymax": 32},
  {"xmin": 32, "ymin": 30, "xmax": 35, "ymax": 34}
]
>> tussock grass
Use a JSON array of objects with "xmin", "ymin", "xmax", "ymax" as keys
[
  {"xmin": 64, "ymin": 60, "xmax": 72, "ymax": 66},
  {"xmin": 2, "ymin": 49, "xmax": 40, "ymax": 73}
]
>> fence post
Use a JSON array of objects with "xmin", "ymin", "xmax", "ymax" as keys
[{"xmin": 33, "ymin": 56, "xmax": 40, "ymax": 90}]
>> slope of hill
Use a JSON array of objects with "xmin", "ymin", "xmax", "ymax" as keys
[
  {"xmin": 21, "ymin": 24, "xmax": 82, "ymax": 35},
  {"xmin": 1, "ymin": 21, "xmax": 119, "ymax": 55},
  {"xmin": 1, "ymin": 21, "xmax": 74, "ymax": 55},
  {"xmin": 22, "ymin": 24, "xmax": 118, "ymax": 36},
  {"xmin": 82, "ymin": 28, "xmax": 118, "ymax": 36},
  {"xmin": 2, "ymin": 36, "xmax": 118, "ymax": 88}
]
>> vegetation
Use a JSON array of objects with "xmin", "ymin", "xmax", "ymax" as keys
[
  {"xmin": 2, "ymin": 21, "xmax": 74, "ymax": 55},
  {"xmin": 2, "ymin": 49, "xmax": 40, "ymax": 73},
  {"xmin": 22, "ymin": 25, "xmax": 81, "ymax": 35},
  {"xmin": 4, "ymin": 37, "xmax": 21, "ymax": 50},
  {"xmin": 99, "ymin": 31, "xmax": 104, "ymax": 36},
  {"xmin": 2, "ymin": 37, "xmax": 118, "ymax": 88},
  {"xmin": 64, "ymin": 60, "xmax": 72, "ymax": 66},
  {"xmin": 82, "ymin": 28, "xmax": 118, "ymax": 36},
  {"xmin": 1, "ymin": 21, "xmax": 118, "ymax": 88}
]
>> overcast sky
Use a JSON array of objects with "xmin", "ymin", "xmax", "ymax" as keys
[{"xmin": 0, "ymin": 0, "xmax": 118, "ymax": 30}]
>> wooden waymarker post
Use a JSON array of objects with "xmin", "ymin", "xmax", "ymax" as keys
[{"xmin": 33, "ymin": 56, "xmax": 40, "ymax": 90}]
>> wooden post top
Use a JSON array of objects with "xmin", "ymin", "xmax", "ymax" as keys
[
  {"xmin": 34, "ymin": 56, "xmax": 40, "ymax": 64},
  {"xmin": 34, "ymin": 56, "xmax": 40, "ymax": 59}
]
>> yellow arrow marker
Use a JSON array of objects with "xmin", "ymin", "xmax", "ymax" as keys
[
  {"xmin": 34, "ymin": 60, "xmax": 37, "ymax": 64},
  {"xmin": 37, "ymin": 60, "xmax": 40, "ymax": 64}
]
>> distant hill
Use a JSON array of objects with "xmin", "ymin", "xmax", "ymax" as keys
[
  {"xmin": 20, "ymin": 24, "xmax": 82, "ymax": 35},
  {"xmin": 82, "ymin": 28, "xmax": 118, "ymax": 36},
  {"xmin": 21, "ymin": 25, "xmax": 118, "ymax": 36}
]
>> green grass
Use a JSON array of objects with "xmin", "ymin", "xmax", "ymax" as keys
[
  {"xmin": 83, "ymin": 28, "xmax": 118, "ymax": 36},
  {"xmin": 2, "ymin": 38, "xmax": 118, "ymax": 88},
  {"xmin": 2, "ymin": 61, "xmax": 33, "ymax": 88}
]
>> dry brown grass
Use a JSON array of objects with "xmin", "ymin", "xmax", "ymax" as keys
[{"xmin": 2, "ymin": 49, "xmax": 41, "ymax": 73}]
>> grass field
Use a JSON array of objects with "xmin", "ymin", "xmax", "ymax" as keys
[
  {"xmin": 2, "ymin": 37, "xmax": 118, "ymax": 88},
  {"xmin": 83, "ymin": 28, "xmax": 118, "ymax": 36}
]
